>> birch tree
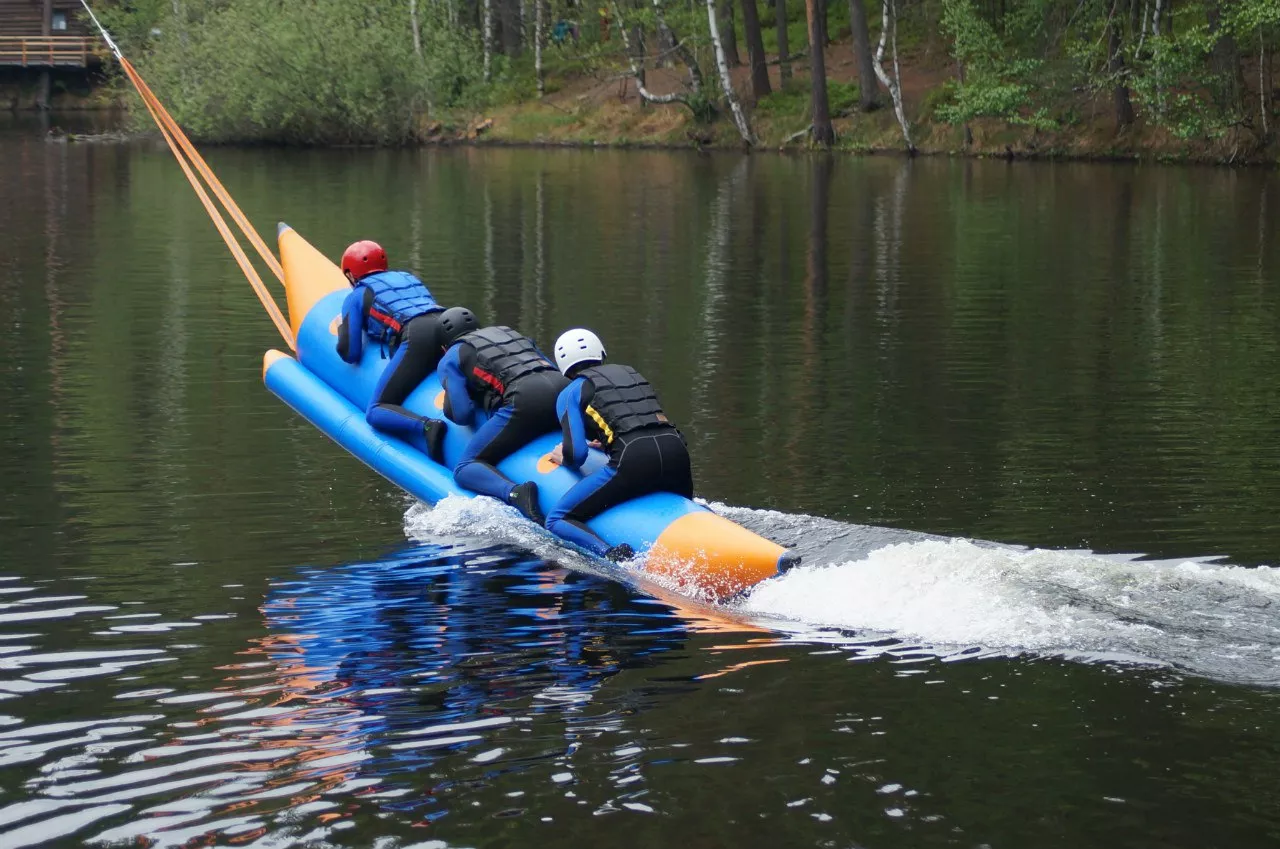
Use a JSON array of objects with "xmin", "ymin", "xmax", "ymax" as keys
[
  {"xmin": 873, "ymin": 0, "xmax": 914, "ymax": 151},
  {"xmin": 706, "ymin": 0, "xmax": 756, "ymax": 142},
  {"xmin": 535, "ymin": 0, "xmax": 544, "ymax": 95},
  {"xmin": 409, "ymin": 0, "xmax": 422, "ymax": 56},
  {"xmin": 612, "ymin": 2, "xmax": 700, "ymax": 104},
  {"xmin": 483, "ymin": 0, "xmax": 493, "ymax": 81}
]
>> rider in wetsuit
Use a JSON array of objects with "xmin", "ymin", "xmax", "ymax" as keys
[
  {"xmin": 545, "ymin": 328, "xmax": 692, "ymax": 562},
  {"xmin": 437, "ymin": 315, "xmax": 568, "ymax": 525},
  {"xmin": 336, "ymin": 239, "xmax": 447, "ymax": 458}
]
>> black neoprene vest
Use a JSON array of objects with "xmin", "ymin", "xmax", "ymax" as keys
[
  {"xmin": 580, "ymin": 363, "xmax": 670, "ymax": 443},
  {"xmin": 459, "ymin": 326, "xmax": 557, "ymax": 406}
]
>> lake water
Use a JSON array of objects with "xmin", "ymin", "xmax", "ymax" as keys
[{"xmin": 4, "ymin": 116, "xmax": 1280, "ymax": 847}]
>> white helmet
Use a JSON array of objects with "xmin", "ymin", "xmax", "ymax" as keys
[{"xmin": 554, "ymin": 328, "xmax": 606, "ymax": 374}]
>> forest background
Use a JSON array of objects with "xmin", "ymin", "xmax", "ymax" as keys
[{"xmin": 91, "ymin": 0, "xmax": 1280, "ymax": 161}]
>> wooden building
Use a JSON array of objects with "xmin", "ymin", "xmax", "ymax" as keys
[{"xmin": 0, "ymin": 0, "xmax": 100, "ymax": 67}]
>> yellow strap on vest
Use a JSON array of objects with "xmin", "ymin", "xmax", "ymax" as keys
[{"xmin": 585, "ymin": 405, "xmax": 615, "ymax": 445}]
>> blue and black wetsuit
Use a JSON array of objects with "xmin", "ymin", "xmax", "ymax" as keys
[
  {"xmin": 337, "ymin": 270, "xmax": 446, "ymax": 455},
  {"xmin": 546, "ymin": 363, "xmax": 692, "ymax": 556},
  {"xmin": 438, "ymin": 326, "xmax": 568, "ymax": 505}
]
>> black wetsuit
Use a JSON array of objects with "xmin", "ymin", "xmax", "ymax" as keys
[{"xmin": 545, "ymin": 363, "xmax": 692, "ymax": 556}]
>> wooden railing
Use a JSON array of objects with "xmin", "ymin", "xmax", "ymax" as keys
[{"xmin": 0, "ymin": 36, "xmax": 98, "ymax": 68}]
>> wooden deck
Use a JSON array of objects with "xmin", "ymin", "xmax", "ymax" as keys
[
  {"xmin": 0, "ymin": 35, "xmax": 98, "ymax": 67},
  {"xmin": 1, "ymin": 0, "xmax": 99, "ymax": 66}
]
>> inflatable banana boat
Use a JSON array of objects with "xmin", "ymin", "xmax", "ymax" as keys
[{"xmin": 262, "ymin": 224, "xmax": 796, "ymax": 599}]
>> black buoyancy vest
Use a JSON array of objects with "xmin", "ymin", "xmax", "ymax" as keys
[
  {"xmin": 460, "ymin": 326, "xmax": 557, "ymax": 400},
  {"xmin": 579, "ymin": 364, "xmax": 670, "ymax": 444}
]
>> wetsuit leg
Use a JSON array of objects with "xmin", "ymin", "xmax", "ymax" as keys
[
  {"xmin": 452, "ymin": 407, "xmax": 523, "ymax": 500},
  {"xmin": 545, "ymin": 464, "xmax": 627, "ymax": 556},
  {"xmin": 454, "ymin": 379, "xmax": 561, "ymax": 515},
  {"xmin": 365, "ymin": 314, "xmax": 444, "ymax": 453},
  {"xmin": 547, "ymin": 429, "xmax": 690, "ymax": 556}
]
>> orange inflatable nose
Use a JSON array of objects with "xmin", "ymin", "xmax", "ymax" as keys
[{"xmin": 646, "ymin": 512, "xmax": 787, "ymax": 600}]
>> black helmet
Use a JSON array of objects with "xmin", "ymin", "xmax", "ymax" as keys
[{"xmin": 439, "ymin": 307, "xmax": 478, "ymax": 346}]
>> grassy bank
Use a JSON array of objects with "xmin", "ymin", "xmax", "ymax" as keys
[{"xmin": 428, "ymin": 40, "xmax": 1276, "ymax": 166}]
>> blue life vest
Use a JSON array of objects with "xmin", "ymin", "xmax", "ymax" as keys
[{"xmin": 356, "ymin": 271, "xmax": 442, "ymax": 344}]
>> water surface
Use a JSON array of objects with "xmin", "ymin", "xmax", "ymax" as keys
[{"xmin": 3, "ymin": 122, "xmax": 1280, "ymax": 847}]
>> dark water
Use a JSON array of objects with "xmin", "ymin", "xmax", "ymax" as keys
[{"xmin": 4, "ymin": 117, "xmax": 1280, "ymax": 847}]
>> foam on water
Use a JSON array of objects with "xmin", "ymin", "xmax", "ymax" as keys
[
  {"xmin": 403, "ymin": 495, "xmax": 617, "ymax": 584},
  {"xmin": 405, "ymin": 497, "xmax": 1280, "ymax": 685}
]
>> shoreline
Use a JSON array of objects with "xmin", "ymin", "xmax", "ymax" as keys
[
  {"xmin": 416, "ymin": 133, "xmax": 1280, "ymax": 168},
  {"xmin": 26, "ymin": 103, "xmax": 1279, "ymax": 169}
]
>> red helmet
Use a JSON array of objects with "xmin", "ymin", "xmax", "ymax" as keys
[{"xmin": 340, "ymin": 240, "xmax": 388, "ymax": 281}]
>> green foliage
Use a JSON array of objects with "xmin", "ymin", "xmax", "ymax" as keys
[
  {"xmin": 829, "ymin": 81, "xmax": 861, "ymax": 114},
  {"xmin": 936, "ymin": 0, "xmax": 1053, "ymax": 129},
  {"xmin": 1125, "ymin": 25, "xmax": 1231, "ymax": 139},
  {"xmin": 98, "ymin": 0, "xmax": 1280, "ymax": 152},
  {"xmin": 753, "ymin": 85, "xmax": 811, "ymax": 118},
  {"xmin": 686, "ymin": 89, "xmax": 719, "ymax": 124},
  {"xmin": 128, "ymin": 0, "xmax": 482, "ymax": 144}
]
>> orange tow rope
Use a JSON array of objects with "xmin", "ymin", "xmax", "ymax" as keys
[
  {"xmin": 121, "ymin": 60, "xmax": 286, "ymax": 285},
  {"xmin": 125, "ymin": 60, "xmax": 295, "ymax": 348},
  {"xmin": 79, "ymin": 1, "xmax": 295, "ymax": 350}
]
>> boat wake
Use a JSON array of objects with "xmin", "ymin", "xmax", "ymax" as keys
[{"xmin": 406, "ymin": 497, "xmax": 1280, "ymax": 687}]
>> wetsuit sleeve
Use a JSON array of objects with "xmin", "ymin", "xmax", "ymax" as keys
[
  {"xmin": 439, "ymin": 345, "xmax": 477, "ymax": 427},
  {"xmin": 336, "ymin": 287, "xmax": 372, "ymax": 364},
  {"xmin": 557, "ymin": 377, "xmax": 593, "ymax": 471}
]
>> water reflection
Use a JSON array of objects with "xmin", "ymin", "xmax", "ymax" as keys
[
  {"xmin": 0, "ymin": 546, "xmax": 769, "ymax": 845},
  {"xmin": 7, "ymin": 132, "xmax": 1280, "ymax": 848}
]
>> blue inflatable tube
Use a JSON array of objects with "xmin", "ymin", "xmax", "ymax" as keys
[{"xmin": 263, "ymin": 224, "xmax": 792, "ymax": 599}]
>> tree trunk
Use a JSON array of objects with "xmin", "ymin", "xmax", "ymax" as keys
[
  {"xmin": 37, "ymin": 0, "xmax": 52, "ymax": 110},
  {"xmin": 719, "ymin": 0, "xmax": 741, "ymax": 66},
  {"xmin": 1261, "ymin": 27, "xmax": 1269, "ymax": 138},
  {"xmin": 483, "ymin": 0, "xmax": 493, "ymax": 80},
  {"xmin": 500, "ymin": 0, "xmax": 523, "ymax": 55},
  {"xmin": 959, "ymin": 59, "xmax": 973, "ymax": 146},
  {"xmin": 873, "ymin": 0, "xmax": 913, "ymax": 149},
  {"xmin": 740, "ymin": 0, "xmax": 772, "ymax": 99},
  {"xmin": 410, "ymin": 0, "xmax": 423, "ymax": 55},
  {"xmin": 1138, "ymin": 0, "xmax": 1157, "ymax": 54},
  {"xmin": 776, "ymin": 0, "xmax": 792, "ymax": 86},
  {"xmin": 848, "ymin": 0, "xmax": 879, "ymax": 110},
  {"xmin": 535, "ymin": 0, "xmax": 544, "ymax": 95},
  {"xmin": 706, "ymin": 0, "xmax": 755, "ymax": 142},
  {"xmin": 652, "ymin": 0, "xmax": 678, "ymax": 65},
  {"xmin": 806, "ymin": 0, "xmax": 834, "ymax": 145},
  {"xmin": 1206, "ymin": 0, "xmax": 1246, "ymax": 115},
  {"xmin": 630, "ymin": 24, "xmax": 647, "ymax": 94},
  {"xmin": 668, "ymin": 27, "xmax": 706, "ymax": 92},
  {"xmin": 614, "ymin": 1, "xmax": 697, "ymax": 102},
  {"xmin": 1108, "ymin": 2, "xmax": 1135, "ymax": 129}
]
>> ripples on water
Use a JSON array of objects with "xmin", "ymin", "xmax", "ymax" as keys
[
  {"xmin": 0, "ymin": 538, "xmax": 974, "ymax": 848},
  {"xmin": 6, "ymin": 130, "xmax": 1280, "ymax": 846},
  {"xmin": 3, "ymin": 502, "xmax": 1280, "ymax": 847}
]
